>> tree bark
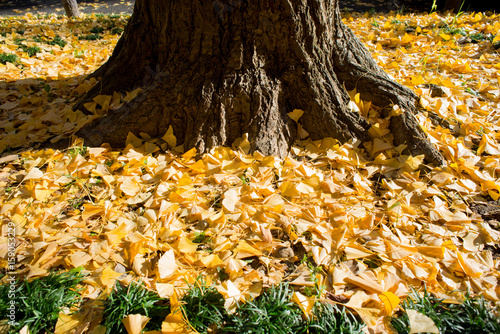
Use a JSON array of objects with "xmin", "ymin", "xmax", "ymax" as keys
[
  {"xmin": 75, "ymin": 0, "xmax": 444, "ymax": 165},
  {"xmin": 62, "ymin": 0, "xmax": 80, "ymax": 18}
]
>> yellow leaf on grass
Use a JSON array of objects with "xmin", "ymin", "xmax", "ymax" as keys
[
  {"xmin": 379, "ymin": 291, "xmax": 400, "ymax": 315},
  {"xmin": 407, "ymin": 309, "xmax": 439, "ymax": 334},
  {"xmin": 292, "ymin": 291, "xmax": 314, "ymax": 316},
  {"xmin": 54, "ymin": 312, "xmax": 83, "ymax": 334},
  {"xmin": 162, "ymin": 126, "xmax": 177, "ymax": 148},
  {"xmin": 161, "ymin": 291, "xmax": 194, "ymax": 333},
  {"xmin": 158, "ymin": 249, "xmax": 178, "ymax": 279},
  {"xmin": 156, "ymin": 283, "xmax": 175, "ymax": 298},
  {"xmin": 161, "ymin": 312, "xmax": 188, "ymax": 334},
  {"xmin": 287, "ymin": 109, "xmax": 304, "ymax": 122},
  {"xmin": 101, "ymin": 266, "xmax": 122, "ymax": 289},
  {"xmin": 122, "ymin": 314, "xmax": 150, "ymax": 334},
  {"xmin": 440, "ymin": 33, "xmax": 451, "ymax": 41}
]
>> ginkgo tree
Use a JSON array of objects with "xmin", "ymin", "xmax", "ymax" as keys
[
  {"xmin": 73, "ymin": 0, "xmax": 444, "ymax": 165},
  {"xmin": 61, "ymin": 0, "xmax": 80, "ymax": 17}
]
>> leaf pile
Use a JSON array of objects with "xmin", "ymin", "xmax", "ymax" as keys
[
  {"xmin": 0, "ymin": 9, "xmax": 500, "ymax": 334},
  {"xmin": 0, "ymin": 13, "xmax": 129, "ymax": 152}
]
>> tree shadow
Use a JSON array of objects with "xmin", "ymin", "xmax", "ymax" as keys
[
  {"xmin": 0, "ymin": 0, "xmax": 134, "ymax": 16},
  {"xmin": 0, "ymin": 74, "xmax": 94, "ymax": 155},
  {"xmin": 0, "ymin": 12, "xmax": 130, "ymax": 156}
]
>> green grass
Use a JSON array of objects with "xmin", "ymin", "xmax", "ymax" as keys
[
  {"xmin": 0, "ymin": 53, "xmax": 18, "ymax": 65},
  {"xmin": 101, "ymin": 280, "xmax": 169, "ymax": 334},
  {"xmin": 0, "ymin": 268, "xmax": 84, "ymax": 334},
  {"xmin": 111, "ymin": 27, "xmax": 124, "ymax": 35},
  {"xmin": 307, "ymin": 301, "xmax": 365, "ymax": 334},
  {"xmin": 78, "ymin": 34, "xmax": 102, "ymax": 41},
  {"xmin": 90, "ymin": 27, "xmax": 105, "ymax": 34},
  {"xmin": 180, "ymin": 276, "xmax": 227, "ymax": 333},
  {"xmin": 391, "ymin": 288, "xmax": 500, "ymax": 334},
  {"xmin": 17, "ymin": 44, "xmax": 41, "ymax": 57},
  {"xmin": 220, "ymin": 283, "xmax": 364, "ymax": 334},
  {"xmin": 222, "ymin": 283, "xmax": 305, "ymax": 333},
  {"xmin": 48, "ymin": 35, "xmax": 67, "ymax": 48}
]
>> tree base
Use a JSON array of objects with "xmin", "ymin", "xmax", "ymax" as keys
[{"xmin": 74, "ymin": 0, "xmax": 444, "ymax": 165}]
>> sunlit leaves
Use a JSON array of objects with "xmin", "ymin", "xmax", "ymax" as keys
[{"xmin": 0, "ymin": 8, "xmax": 499, "ymax": 334}]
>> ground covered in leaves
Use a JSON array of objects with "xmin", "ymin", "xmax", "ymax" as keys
[{"xmin": 0, "ymin": 8, "xmax": 500, "ymax": 334}]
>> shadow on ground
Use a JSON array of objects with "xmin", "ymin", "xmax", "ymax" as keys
[{"xmin": 0, "ymin": 0, "xmax": 134, "ymax": 16}]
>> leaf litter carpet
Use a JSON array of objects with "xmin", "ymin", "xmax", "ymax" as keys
[{"xmin": 0, "ymin": 9, "xmax": 500, "ymax": 333}]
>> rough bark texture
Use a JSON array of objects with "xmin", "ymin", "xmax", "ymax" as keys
[
  {"xmin": 62, "ymin": 0, "xmax": 80, "ymax": 18},
  {"xmin": 75, "ymin": 0, "xmax": 444, "ymax": 165}
]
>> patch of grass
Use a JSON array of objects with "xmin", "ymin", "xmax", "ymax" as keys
[
  {"xmin": 102, "ymin": 280, "xmax": 170, "ymax": 334},
  {"xmin": 469, "ymin": 32, "xmax": 493, "ymax": 43},
  {"xmin": 68, "ymin": 146, "xmax": 88, "ymax": 157},
  {"xmin": 301, "ymin": 255, "xmax": 325, "ymax": 298},
  {"xmin": 308, "ymin": 301, "xmax": 365, "ymax": 334},
  {"xmin": 111, "ymin": 27, "xmax": 124, "ymax": 35},
  {"xmin": 33, "ymin": 35, "xmax": 67, "ymax": 48},
  {"xmin": 0, "ymin": 268, "xmax": 84, "ymax": 334},
  {"xmin": 90, "ymin": 27, "xmax": 105, "ymax": 34},
  {"xmin": 48, "ymin": 35, "xmax": 67, "ymax": 48},
  {"xmin": 391, "ymin": 288, "xmax": 500, "ymax": 334},
  {"xmin": 0, "ymin": 53, "xmax": 18, "ymax": 64},
  {"xmin": 78, "ymin": 34, "xmax": 102, "ymax": 41},
  {"xmin": 180, "ymin": 277, "xmax": 227, "ymax": 333},
  {"xmin": 222, "ymin": 283, "xmax": 305, "ymax": 333},
  {"xmin": 442, "ymin": 26, "xmax": 467, "ymax": 36},
  {"xmin": 193, "ymin": 231, "xmax": 208, "ymax": 243},
  {"xmin": 17, "ymin": 44, "xmax": 41, "ymax": 57}
]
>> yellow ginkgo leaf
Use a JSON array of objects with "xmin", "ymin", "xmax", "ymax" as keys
[
  {"xmin": 122, "ymin": 314, "xmax": 150, "ymax": 334},
  {"xmin": 292, "ymin": 291, "xmax": 314, "ymax": 316},
  {"xmin": 125, "ymin": 132, "xmax": 143, "ymax": 148},
  {"xmin": 222, "ymin": 188, "xmax": 240, "ymax": 212},
  {"xmin": 23, "ymin": 167, "xmax": 44, "ymax": 181},
  {"xmin": 54, "ymin": 312, "xmax": 83, "ymax": 334},
  {"xmin": 93, "ymin": 95, "xmax": 112, "ymax": 112},
  {"xmin": 287, "ymin": 109, "xmax": 304, "ymax": 122},
  {"xmin": 407, "ymin": 309, "xmax": 439, "ymax": 334},
  {"xmin": 158, "ymin": 249, "xmax": 178, "ymax": 279},
  {"xmin": 379, "ymin": 291, "xmax": 400, "ymax": 315},
  {"xmin": 100, "ymin": 267, "xmax": 122, "ymax": 289},
  {"xmin": 162, "ymin": 125, "xmax": 177, "ymax": 148}
]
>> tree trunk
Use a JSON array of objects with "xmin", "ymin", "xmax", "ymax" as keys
[
  {"xmin": 62, "ymin": 0, "xmax": 80, "ymax": 18},
  {"xmin": 75, "ymin": 0, "xmax": 444, "ymax": 165}
]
